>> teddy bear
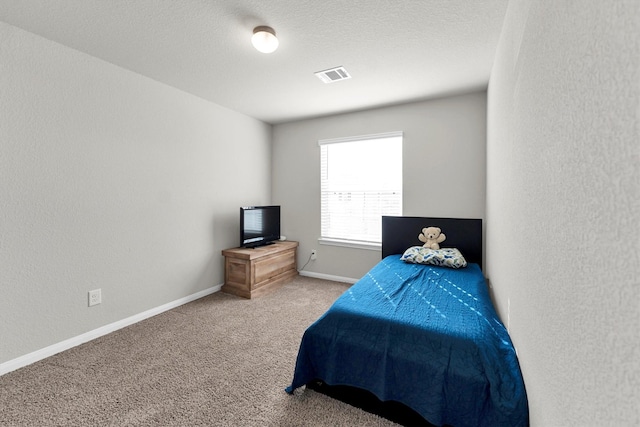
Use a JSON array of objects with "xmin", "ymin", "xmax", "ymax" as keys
[{"xmin": 418, "ymin": 227, "xmax": 446, "ymax": 249}]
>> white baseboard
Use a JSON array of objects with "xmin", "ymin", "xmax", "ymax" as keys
[
  {"xmin": 0, "ymin": 284, "xmax": 221, "ymax": 377},
  {"xmin": 298, "ymin": 270, "xmax": 358, "ymax": 284}
]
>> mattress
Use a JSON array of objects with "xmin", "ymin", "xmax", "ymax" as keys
[{"xmin": 286, "ymin": 255, "xmax": 528, "ymax": 427}]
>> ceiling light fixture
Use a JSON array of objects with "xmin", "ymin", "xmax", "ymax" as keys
[{"xmin": 251, "ymin": 26, "xmax": 279, "ymax": 54}]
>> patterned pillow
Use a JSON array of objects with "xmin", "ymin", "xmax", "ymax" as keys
[{"xmin": 400, "ymin": 246, "xmax": 468, "ymax": 269}]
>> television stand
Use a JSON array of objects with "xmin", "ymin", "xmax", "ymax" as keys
[{"xmin": 221, "ymin": 241, "xmax": 298, "ymax": 299}]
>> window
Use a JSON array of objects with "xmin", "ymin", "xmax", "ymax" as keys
[{"xmin": 319, "ymin": 131, "xmax": 403, "ymax": 249}]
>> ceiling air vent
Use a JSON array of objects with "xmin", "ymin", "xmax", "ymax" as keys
[{"xmin": 314, "ymin": 66, "xmax": 352, "ymax": 84}]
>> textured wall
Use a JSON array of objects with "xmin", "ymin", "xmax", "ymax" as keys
[
  {"xmin": 487, "ymin": 1, "xmax": 640, "ymax": 425},
  {"xmin": 273, "ymin": 92, "xmax": 487, "ymax": 280},
  {"xmin": 0, "ymin": 22, "xmax": 271, "ymax": 364}
]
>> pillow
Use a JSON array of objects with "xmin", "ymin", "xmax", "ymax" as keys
[{"xmin": 400, "ymin": 246, "xmax": 468, "ymax": 269}]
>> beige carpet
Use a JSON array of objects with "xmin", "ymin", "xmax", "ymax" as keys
[{"xmin": 0, "ymin": 276, "xmax": 401, "ymax": 426}]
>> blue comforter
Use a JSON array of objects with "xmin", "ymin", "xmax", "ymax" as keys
[{"xmin": 286, "ymin": 256, "xmax": 528, "ymax": 427}]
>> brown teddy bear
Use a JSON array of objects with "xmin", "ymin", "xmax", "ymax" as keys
[{"xmin": 418, "ymin": 227, "xmax": 446, "ymax": 249}]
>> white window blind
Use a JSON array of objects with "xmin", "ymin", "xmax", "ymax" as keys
[{"xmin": 319, "ymin": 131, "xmax": 402, "ymax": 247}]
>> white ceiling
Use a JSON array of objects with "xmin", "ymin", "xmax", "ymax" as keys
[{"xmin": 0, "ymin": 0, "xmax": 508, "ymax": 124}]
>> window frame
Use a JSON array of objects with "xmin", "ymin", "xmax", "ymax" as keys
[{"xmin": 318, "ymin": 131, "xmax": 403, "ymax": 251}]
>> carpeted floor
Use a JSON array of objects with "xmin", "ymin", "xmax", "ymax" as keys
[{"xmin": 0, "ymin": 276, "xmax": 401, "ymax": 426}]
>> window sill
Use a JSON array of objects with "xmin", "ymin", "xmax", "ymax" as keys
[{"xmin": 318, "ymin": 238, "xmax": 381, "ymax": 251}]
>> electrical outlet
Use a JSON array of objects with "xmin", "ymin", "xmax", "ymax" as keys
[
  {"xmin": 507, "ymin": 297, "xmax": 511, "ymax": 331},
  {"xmin": 310, "ymin": 249, "xmax": 317, "ymax": 261},
  {"xmin": 88, "ymin": 289, "xmax": 102, "ymax": 307}
]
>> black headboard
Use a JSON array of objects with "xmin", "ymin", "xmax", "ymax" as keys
[{"xmin": 381, "ymin": 216, "xmax": 483, "ymax": 267}]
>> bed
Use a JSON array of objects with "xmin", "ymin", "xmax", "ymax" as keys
[{"xmin": 285, "ymin": 216, "xmax": 529, "ymax": 427}]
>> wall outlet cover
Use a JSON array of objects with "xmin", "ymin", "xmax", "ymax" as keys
[{"xmin": 89, "ymin": 289, "xmax": 102, "ymax": 307}]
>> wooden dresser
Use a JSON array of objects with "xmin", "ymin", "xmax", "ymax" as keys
[{"xmin": 221, "ymin": 241, "xmax": 298, "ymax": 299}]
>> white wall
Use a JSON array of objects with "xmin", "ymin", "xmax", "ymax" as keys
[
  {"xmin": 273, "ymin": 92, "xmax": 487, "ymax": 280},
  {"xmin": 0, "ymin": 22, "xmax": 271, "ymax": 365},
  {"xmin": 487, "ymin": 1, "xmax": 640, "ymax": 425}
]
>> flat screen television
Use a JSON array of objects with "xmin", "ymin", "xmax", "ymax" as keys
[{"xmin": 240, "ymin": 205, "xmax": 281, "ymax": 248}]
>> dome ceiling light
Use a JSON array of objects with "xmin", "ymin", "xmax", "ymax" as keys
[{"xmin": 251, "ymin": 26, "xmax": 279, "ymax": 54}]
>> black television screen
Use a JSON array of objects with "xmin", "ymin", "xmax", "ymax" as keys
[{"xmin": 240, "ymin": 205, "xmax": 281, "ymax": 248}]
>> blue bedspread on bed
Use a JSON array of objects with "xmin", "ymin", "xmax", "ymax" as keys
[{"xmin": 286, "ymin": 255, "xmax": 528, "ymax": 427}]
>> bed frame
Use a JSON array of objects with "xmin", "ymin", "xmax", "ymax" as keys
[
  {"xmin": 382, "ymin": 216, "xmax": 483, "ymax": 267},
  {"xmin": 309, "ymin": 216, "xmax": 484, "ymax": 426}
]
